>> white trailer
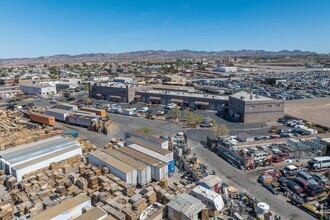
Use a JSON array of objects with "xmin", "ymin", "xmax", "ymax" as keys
[
  {"xmin": 68, "ymin": 115, "xmax": 97, "ymax": 127},
  {"xmin": 45, "ymin": 109, "xmax": 70, "ymax": 121},
  {"xmin": 122, "ymin": 108, "xmax": 135, "ymax": 116}
]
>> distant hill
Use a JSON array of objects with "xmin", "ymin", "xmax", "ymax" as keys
[{"xmin": 0, "ymin": 49, "xmax": 317, "ymax": 64}]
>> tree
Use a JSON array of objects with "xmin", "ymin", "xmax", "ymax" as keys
[
  {"xmin": 83, "ymin": 84, "xmax": 89, "ymax": 94},
  {"xmin": 184, "ymin": 110, "xmax": 203, "ymax": 125},
  {"xmin": 137, "ymin": 127, "xmax": 153, "ymax": 135},
  {"xmin": 171, "ymin": 106, "xmax": 180, "ymax": 121},
  {"xmin": 213, "ymin": 124, "xmax": 230, "ymax": 137}
]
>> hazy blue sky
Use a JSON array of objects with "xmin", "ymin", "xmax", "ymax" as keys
[{"xmin": 0, "ymin": 0, "xmax": 329, "ymax": 58}]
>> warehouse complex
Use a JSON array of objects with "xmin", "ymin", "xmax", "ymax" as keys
[
  {"xmin": 228, "ymin": 91, "xmax": 285, "ymax": 123},
  {"xmin": 0, "ymin": 135, "xmax": 82, "ymax": 181},
  {"xmin": 136, "ymin": 89, "xmax": 228, "ymax": 111}
]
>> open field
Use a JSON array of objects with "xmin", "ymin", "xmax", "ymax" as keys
[{"xmin": 285, "ymin": 97, "xmax": 330, "ymax": 128}]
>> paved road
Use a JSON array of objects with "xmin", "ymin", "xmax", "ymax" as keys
[{"xmin": 187, "ymin": 131, "xmax": 314, "ymax": 220}]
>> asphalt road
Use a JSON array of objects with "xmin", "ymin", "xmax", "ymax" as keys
[{"xmin": 186, "ymin": 131, "xmax": 314, "ymax": 220}]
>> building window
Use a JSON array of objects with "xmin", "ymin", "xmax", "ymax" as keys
[
  {"xmin": 267, "ymin": 105, "xmax": 272, "ymax": 108},
  {"xmin": 250, "ymin": 106, "xmax": 255, "ymax": 110},
  {"xmin": 276, "ymin": 104, "xmax": 280, "ymax": 108}
]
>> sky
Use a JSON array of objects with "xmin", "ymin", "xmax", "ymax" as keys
[{"xmin": 0, "ymin": 0, "xmax": 329, "ymax": 58}]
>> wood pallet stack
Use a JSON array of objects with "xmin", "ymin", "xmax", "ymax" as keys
[{"xmin": 0, "ymin": 204, "xmax": 13, "ymax": 220}]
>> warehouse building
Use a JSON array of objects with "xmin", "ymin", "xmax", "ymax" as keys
[
  {"xmin": 30, "ymin": 194, "xmax": 91, "ymax": 220},
  {"xmin": 126, "ymin": 144, "xmax": 175, "ymax": 175},
  {"xmin": 124, "ymin": 131, "xmax": 169, "ymax": 149},
  {"xmin": 20, "ymin": 84, "xmax": 56, "ymax": 96},
  {"xmin": 89, "ymin": 82, "xmax": 149, "ymax": 103},
  {"xmin": 136, "ymin": 89, "xmax": 228, "ymax": 111},
  {"xmin": 228, "ymin": 91, "xmax": 284, "ymax": 123},
  {"xmin": 88, "ymin": 150, "xmax": 138, "ymax": 185},
  {"xmin": 0, "ymin": 135, "xmax": 82, "ymax": 181},
  {"xmin": 126, "ymin": 137, "xmax": 173, "ymax": 159},
  {"xmin": 102, "ymin": 149, "xmax": 152, "ymax": 186},
  {"xmin": 116, "ymin": 147, "xmax": 168, "ymax": 181}
]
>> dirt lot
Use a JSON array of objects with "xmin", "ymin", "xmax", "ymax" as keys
[{"xmin": 285, "ymin": 97, "xmax": 330, "ymax": 128}]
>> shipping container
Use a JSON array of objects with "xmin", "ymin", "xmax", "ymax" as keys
[
  {"xmin": 71, "ymin": 109, "xmax": 96, "ymax": 116},
  {"xmin": 55, "ymin": 103, "xmax": 78, "ymax": 110},
  {"xmin": 45, "ymin": 109, "xmax": 70, "ymax": 121},
  {"xmin": 29, "ymin": 112, "xmax": 55, "ymax": 126},
  {"xmin": 102, "ymin": 149, "xmax": 152, "ymax": 186},
  {"xmin": 79, "ymin": 107, "xmax": 106, "ymax": 117},
  {"xmin": 126, "ymin": 144, "xmax": 174, "ymax": 174},
  {"xmin": 116, "ymin": 147, "xmax": 168, "ymax": 181},
  {"xmin": 88, "ymin": 151, "xmax": 137, "ymax": 185},
  {"xmin": 68, "ymin": 115, "xmax": 97, "ymax": 127}
]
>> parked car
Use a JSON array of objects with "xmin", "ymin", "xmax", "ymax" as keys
[
  {"xmin": 296, "ymin": 171, "xmax": 318, "ymax": 185},
  {"xmin": 311, "ymin": 174, "xmax": 329, "ymax": 186},
  {"xmin": 139, "ymin": 107, "xmax": 149, "ymax": 113},
  {"xmin": 200, "ymin": 122, "xmax": 213, "ymax": 128},
  {"xmin": 292, "ymin": 177, "xmax": 310, "ymax": 191},
  {"xmin": 306, "ymin": 184, "xmax": 325, "ymax": 197},
  {"xmin": 285, "ymin": 180, "xmax": 304, "ymax": 194},
  {"xmin": 282, "ymin": 165, "xmax": 299, "ymax": 176}
]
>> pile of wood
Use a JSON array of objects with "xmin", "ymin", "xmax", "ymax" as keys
[{"xmin": 0, "ymin": 204, "xmax": 13, "ymax": 220}]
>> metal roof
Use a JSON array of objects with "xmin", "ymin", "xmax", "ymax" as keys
[
  {"xmin": 74, "ymin": 207, "xmax": 107, "ymax": 220},
  {"xmin": 126, "ymin": 137, "xmax": 172, "ymax": 156},
  {"xmin": 125, "ymin": 131, "xmax": 166, "ymax": 144},
  {"xmin": 116, "ymin": 147, "xmax": 166, "ymax": 168},
  {"xmin": 126, "ymin": 144, "xmax": 172, "ymax": 163},
  {"xmin": 88, "ymin": 150, "xmax": 135, "ymax": 174},
  {"xmin": 198, "ymin": 175, "xmax": 222, "ymax": 188},
  {"xmin": 0, "ymin": 135, "xmax": 80, "ymax": 165},
  {"xmin": 102, "ymin": 149, "xmax": 148, "ymax": 172},
  {"xmin": 30, "ymin": 194, "xmax": 90, "ymax": 220},
  {"xmin": 167, "ymin": 193, "xmax": 205, "ymax": 218}
]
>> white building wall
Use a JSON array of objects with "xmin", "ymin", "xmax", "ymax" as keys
[
  {"xmin": 12, "ymin": 147, "xmax": 82, "ymax": 181},
  {"xmin": 51, "ymin": 199, "xmax": 91, "ymax": 220}
]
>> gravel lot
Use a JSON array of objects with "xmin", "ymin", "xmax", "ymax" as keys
[{"xmin": 285, "ymin": 97, "xmax": 330, "ymax": 128}]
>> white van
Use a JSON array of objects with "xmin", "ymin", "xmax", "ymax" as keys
[
  {"xmin": 253, "ymin": 152, "xmax": 268, "ymax": 161},
  {"xmin": 283, "ymin": 165, "xmax": 298, "ymax": 176},
  {"xmin": 308, "ymin": 156, "xmax": 330, "ymax": 170}
]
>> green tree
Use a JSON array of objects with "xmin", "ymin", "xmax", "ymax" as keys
[
  {"xmin": 171, "ymin": 106, "xmax": 180, "ymax": 120},
  {"xmin": 213, "ymin": 124, "xmax": 230, "ymax": 137},
  {"xmin": 137, "ymin": 127, "xmax": 153, "ymax": 135}
]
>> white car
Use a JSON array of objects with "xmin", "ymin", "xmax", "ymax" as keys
[{"xmin": 139, "ymin": 107, "xmax": 149, "ymax": 113}]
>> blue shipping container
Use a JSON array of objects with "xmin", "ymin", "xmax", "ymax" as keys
[{"xmin": 168, "ymin": 160, "xmax": 175, "ymax": 174}]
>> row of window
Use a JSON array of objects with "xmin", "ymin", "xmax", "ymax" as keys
[{"xmin": 250, "ymin": 104, "xmax": 281, "ymax": 110}]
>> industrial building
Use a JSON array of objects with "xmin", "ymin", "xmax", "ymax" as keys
[
  {"xmin": 124, "ymin": 131, "xmax": 169, "ymax": 149},
  {"xmin": 116, "ymin": 147, "xmax": 168, "ymax": 181},
  {"xmin": 136, "ymin": 89, "xmax": 228, "ymax": 111},
  {"xmin": 0, "ymin": 135, "xmax": 82, "ymax": 181},
  {"xmin": 102, "ymin": 149, "xmax": 152, "ymax": 186},
  {"xmin": 88, "ymin": 150, "xmax": 138, "ymax": 185},
  {"xmin": 126, "ymin": 137, "xmax": 173, "ymax": 159},
  {"xmin": 228, "ymin": 91, "xmax": 284, "ymax": 123},
  {"xmin": 163, "ymin": 75, "xmax": 187, "ymax": 85},
  {"xmin": 167, "ymin": 193, "xmax": 206, "ymax": 220},
  {"xmin": 20, "ymin": 84, "xmax": 56, "ymax": 96},
  {"xmin": 30, "ymin": 194, "xmax": 91, "ymax": 220},
  {"xmin": 89, "ymin": 82, "xmax": 149, "ymax": 103},
  {"xmin": 126, "ymin": 144, "xmax": 175, "ymax": 175},
  {"xmin": 215, "ymin": 66, "xmax": 238, "ymax": 73}
]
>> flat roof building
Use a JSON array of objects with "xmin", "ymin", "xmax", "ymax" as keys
[
  {"xmin": 74, "ymin": 207, "xmax": 108, "ymax": 220},
  {"xmin": 30, "ymin": 194, "xmax": 91, "ymax": 220},
  {"xmin": 0, "ymin": 135, "xmax": 82, "ymax": 181},
  {"xmin": 20, "ymin": 84, "xmax": 56, "ymax": 96},
  {"xmin": 228, "ymin": 91, "xmax": 284, "ymax": 123},
  {"xmin": 90, "ymin": 82, "xmax": 149, "ymax": 103},
  {"xmin": 136, "ymin": 89, "xmax": 228, "ymax": 111}
]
